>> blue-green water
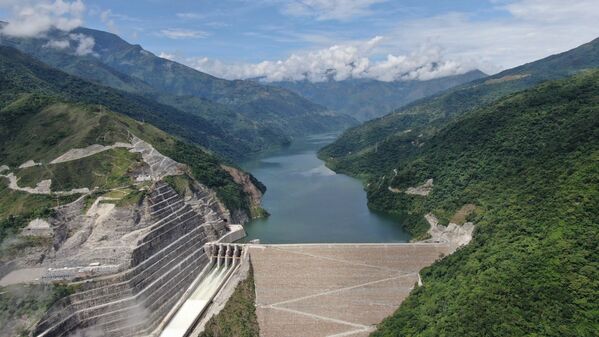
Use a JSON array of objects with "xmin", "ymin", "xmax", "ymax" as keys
[{"xmin": 241, "ymin": 133, "xmax": 410, "ymax": 244}]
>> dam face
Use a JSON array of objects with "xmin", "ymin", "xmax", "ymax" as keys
[
  {"xmin": 33, "ymin": 182, "xmax": 231, "ymax": 337},
  {"xmin": 250, "ymin": 243, "xmax": 452, "ymax": 337}
]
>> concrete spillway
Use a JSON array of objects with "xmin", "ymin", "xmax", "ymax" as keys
[{"xmin": 159, "ymin": 244, "xmax": 243, "ymax": 337}]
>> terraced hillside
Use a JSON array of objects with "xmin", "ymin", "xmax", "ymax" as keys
[{"xmin": 31, "ymin": 181, "xmax": 228, "ymax": 337}]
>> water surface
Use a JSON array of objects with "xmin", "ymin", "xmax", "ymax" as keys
[{"xmin": 241, "ymin": 133, "xmax": 410, "ymax": 244}]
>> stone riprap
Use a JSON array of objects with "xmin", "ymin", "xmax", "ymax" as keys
[{"xmin": 250, "ymin": 243, "xmax": 452, "ymax": 337}]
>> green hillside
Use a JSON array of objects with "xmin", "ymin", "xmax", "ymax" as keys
[
  {"xmin": 0, "ymin": 46, "xmax": 259, "ymax": 159},
  {"xmin": 0, "ymin": 26, "xmax": 357, "ymax": 158},
  {"xmin": 0, "ymin": 48, "xmax": 260, "ymax": 243},
  {"xmin": 321, "ymin": 37, "xmax": 599, "ymax": 175},
  {"xmin": 271, "ymin": 70, "xmax": 486, "ymax": 121},
  {"xmin": 368, "ymin": 70, "xmax": 599, "ymax": 336}
]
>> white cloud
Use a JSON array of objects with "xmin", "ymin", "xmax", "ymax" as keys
[
  {"xmin": 384, "ymin": 0, "xmax": 599, "ymax": 73},
  {"xmin": 176, "ymin": 12, "xmax": 204, "ymax": 20},
  {"xmin": 0, "ymin": 0, "xmax": 85, "ymax": 37},
  {"xmin": 100, "ymin": 9, "xmax": 118, "ymax": 33},
  {"xmin": 40, "ymin": 33, "xmax": 95, "ymax": 56},
  {"xmin": 158, "ymin": 52, "xmax": 176, "ymax": 61},
  {"xmin": 185, "ymin": 36, "xmax": 472, "ymax": 82},
  {"xmin": 69, "ymin": 33, "xmax": 94, "ymax": 55},
  {"xmin": 159, "ymin": 28, "xmax": 209, "ymax": 39},
  {"xmin": 177, "ymin": 0, "xmax": 599, "ymax": 81},
  {"xmin": 280, "ymin": 0, "xmax": 386, "ymax": 20},
  {"xmin": 503, "ymin": 0, "xmax": 599, "ymax": 23},
  {"xmin": 43, "ymin": 39, "xmax": 70, "ymax": 49}
]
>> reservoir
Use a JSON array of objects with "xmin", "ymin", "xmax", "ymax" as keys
[{"xmin": 241, "ymin": 133, "xmax": 410, "ymax": 243}]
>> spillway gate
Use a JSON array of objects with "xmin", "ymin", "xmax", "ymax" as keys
[{"xmin": 158, "ymin": 243, "xmax": 246, "ymax": 337}]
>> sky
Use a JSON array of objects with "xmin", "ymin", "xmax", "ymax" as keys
[{"xmin": 1, "ymin": 0, "xmax": 598, "ymax": 82}]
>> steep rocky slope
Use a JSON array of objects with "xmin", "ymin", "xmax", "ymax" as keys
[{"xmin": 0, "ymin": 48, "xmax": 263, "ymax": 336}]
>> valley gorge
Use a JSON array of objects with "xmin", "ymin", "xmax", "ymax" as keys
[{"xmin": 0, "ymin": 7, "xmax": 597, "ymax": 337}]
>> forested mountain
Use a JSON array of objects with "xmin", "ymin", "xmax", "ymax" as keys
[
  {"xmin": 369, "ymin": 70, "xmax": 599, "ymax": 336},
  {"xmin": 0, "ymin": 25, "xmax": 356, "ymax": 159},
  {"xmin": 0, "ymin": 45, "xmax": 259, "ymax": 215},
  {"xmin": 270, "ymin": 70, "xmax": 486, "ymax": 121},
  {"xmin": 321, "ymin": 37, "xmax": 599, "ymax": 174},
  {"xmin": 0, "ymin": 46, "xmax": 251, "ymax": 158},
  {"xmin": 315, "ymin": 38, "xmax": 599, "ymax": 336}
]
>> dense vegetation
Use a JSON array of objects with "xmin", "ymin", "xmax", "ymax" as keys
[
  {"xmin": 199, "ymin": 264, "xmax": 259, "ymax": 337},
  {"xmin": 1, "ymin": 28, "xmax": 356, "ymax": 159},
  {"xmin": 368, "ymin": 70, "xmax": 599, "ymax": 336},
  {"xmin": 321, "ymin": 37, "xmax": 599, "ymax": 174},
  {"xmin": 0, "ymin": 46, "xmax": 252, "ymax": 159},
  {"xmin": 272, "ymin": 70, "xmax": 485, "ymax": 121},
  {"xmin": 158, "ymin": 140, "xmax": 252, "ymax": 212}
]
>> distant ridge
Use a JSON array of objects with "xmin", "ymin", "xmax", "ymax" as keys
[
  {"xmin": 321, "ymin": 36, "xmax": 599, "ymax": 175},
  {"xmin": 270, "ymin": 70, "xmax": 487, "ymax": 121}
]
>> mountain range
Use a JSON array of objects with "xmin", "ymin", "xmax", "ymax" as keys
[
  {"xmin": 270, "ymin": 69, "xmax": 486, "ymax": 121},
  {"xmin": 320, "ymin": 37, "xmax": 599, "ymax": 177},
  {"xmin": 0, "ymin": 25, "xmax": 357, "ymax": 159},
  {"xmin": 0, "ymin": 20, "xmax": 597, "ymax": 337},
  {"xmin": 0, "ymin": 45, "xmax": 262, "ymax": 216}
]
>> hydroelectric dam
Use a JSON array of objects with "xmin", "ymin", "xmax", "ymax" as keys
[
  {"xmin": 158, "ymin": 242, "xmax": 454, "ymax": 337},
  {"xmin": 25, "ymin": 181, "xmax": 455, "ymax": 337}
]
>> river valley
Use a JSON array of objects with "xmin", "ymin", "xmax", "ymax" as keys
[{"xmin": 241, "ymin": 133, "xmax": 411, "ymax": 243}]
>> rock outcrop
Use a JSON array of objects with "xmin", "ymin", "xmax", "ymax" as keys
[
  {"xmin": 405, "ymin": 178, "xmax": 434, "ymax": 196},
  {"xmin": 221, "ymin": 165, "xmax": 266, "ymax": 221},
  {"xmin": 422, "ymin": 213, "xmax": 475, "ymax": 252}
]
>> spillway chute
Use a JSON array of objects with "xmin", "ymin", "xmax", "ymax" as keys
[{"xmin": 158, "ymin": 243, "xmax": 245, "ymax": 337}]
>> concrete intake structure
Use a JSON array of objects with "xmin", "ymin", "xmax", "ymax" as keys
[
  {"xmin": 159, "ymin": 244, "xmax": 245, "ymax": 337},
  {"xmin": 32, "ymin": 182, "xmax": 234, "ymax": 337}
]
